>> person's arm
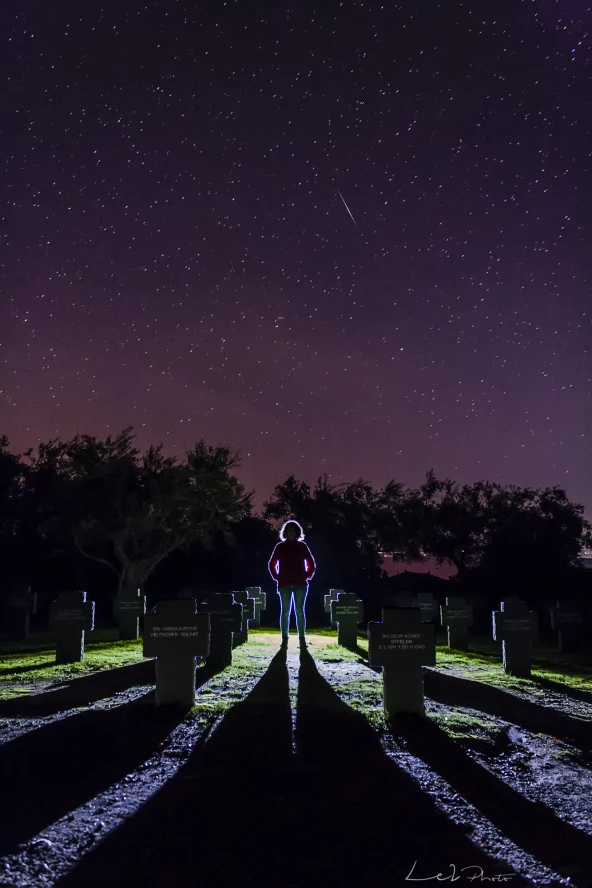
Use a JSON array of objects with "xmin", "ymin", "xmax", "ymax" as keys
[
  {"xmin": 268, "ymin": 543, "xmax": 280, "ymax": 581},
  {"xmin": 303, "ymin": 543, "xmax": 316, "ymax": 581}
]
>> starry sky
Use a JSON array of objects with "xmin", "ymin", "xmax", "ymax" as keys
[{"xmin": 2, "ymin": 0, "xmax": 591, "ymax": 519}]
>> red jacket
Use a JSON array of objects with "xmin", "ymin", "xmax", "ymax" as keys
[{"xmin": 268, "ymin": 540, "xmax": 316, "ymax": 587}]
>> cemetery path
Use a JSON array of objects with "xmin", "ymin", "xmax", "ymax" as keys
[
  {"xmin": 2, "ymin": 633, "xmax": 592, "ymax": 887},
  {"xmin": 51, "ymin": 639, "xmax": 533, "ymax": 888}
]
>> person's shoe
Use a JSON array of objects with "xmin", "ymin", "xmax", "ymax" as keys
[
  {"xmin": 298, "ymin": 636, "xmax": 307, "ymax": 647},
  {"xmin": 281, "ymin": 636, "xmax": 289, "ymax": 647}
]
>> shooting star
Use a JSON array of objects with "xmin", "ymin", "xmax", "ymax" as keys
[{"xmin": 336, "ymin": 187, "xmax": 359, "ymax": 229}]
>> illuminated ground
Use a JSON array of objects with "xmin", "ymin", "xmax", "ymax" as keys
[{"xmin": 0, "ymin": 629, "xmax": 591, "ymax": 887}]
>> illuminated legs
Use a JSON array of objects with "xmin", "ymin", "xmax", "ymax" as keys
[{"xmin": 278, "ymin": 585, "xmax": 308, "ymax": 637}]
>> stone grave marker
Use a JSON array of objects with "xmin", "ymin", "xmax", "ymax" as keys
[
  {"xmin": 416, "ymin": 592, "xmax": 439, "ymax": 623},
  {"xmin": 492, "ymin": 599, "xmax": 538, "ymax": 677},
  {"xmin": 549, "ymin": 600, "xmax": 585, "ymax": 653},
  {"xmin": 231, "ymin": 590, "xmax": 255, "ymax": 646},
  {"xmin": 330, "ymin": 592, "xmax": 364, "ymax": 650},
  {"xmin": 324, "ymin": 588, "xmax": 343, "ymax": 630},
  {"xmin": 198, "ymin": 593, "xmax": 242, "ymax": 668},
  {"xmin": 50, "ymin": 590, "xmax": 95, "ymax": 664},
  {"xmin": 440, "ymin": 596, "xmax": 474, "ymax": 651},
  {"xmin": 144, "ymin": 599, "xmax": 210, "ymax": 705},
  {"xmin": 115, "ymin": 586, "xmax": 146, "ymax": 640},
  {"xmin": 392, "ymin": 590, "xmax": 416, "ymax": 607},
  {"xmin": 245, "ymin": 586, "xmax": 266, "ymax": 628},
  {"xmin": 2, "ymin": 584, "xmax": 37, "ymax": 641},
  {"xmin": 368, "ymin": 607, "xmax": 436, "ymax": 716}
]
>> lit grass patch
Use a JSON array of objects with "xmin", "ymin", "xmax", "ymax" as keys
[
  {"xmin": 435, "ymin": 645, "xmax": 592, "ymax": 697},
  {"xmin": 313, "ymin": 643, "xmax": 362, "ymax": 663},
  {"xmin": 428, "ymin": 709, "xmax": 507, "ymax": 747},
  {"xmin": 331, "ymin": 673, "xmax": 386, "ymax": 730},
  {"xmin": 0, "ymin": 639, "xmax": 145, "ymax": 686}
]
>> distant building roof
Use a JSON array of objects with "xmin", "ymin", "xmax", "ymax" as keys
[{"xmin": 382, "ymin": 570, "xmax": 450, "ymax": 590}]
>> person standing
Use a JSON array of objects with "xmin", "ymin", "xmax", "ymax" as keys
[{"xmin": 268, "ymin": 520, "xmax": 316, "ymax": 646}]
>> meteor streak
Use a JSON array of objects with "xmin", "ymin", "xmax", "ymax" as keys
[{"xmin": 336, "ymin": 187, "xmax": 358, "ymax": 229}]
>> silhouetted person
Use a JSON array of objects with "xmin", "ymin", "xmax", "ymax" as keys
[{"xmin": 268, "ymin": 520, "xmax": 316, "ymax": 647}]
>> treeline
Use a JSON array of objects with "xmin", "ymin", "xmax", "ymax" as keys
[{"xmin": 0, "ymin": 428, "xmax": 590, "ymax": 621}]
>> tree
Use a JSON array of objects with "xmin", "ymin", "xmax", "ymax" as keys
[
  {"xmin": 389, "ymin": 470, "xmax": 592, "ymax": 598},
  {"xmin": 29, "ymin": 428, "xmax": 252, "ymax": 617}
]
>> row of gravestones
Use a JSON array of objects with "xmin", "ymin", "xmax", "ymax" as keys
[
  {"xmin": 6, "ymin": 586, "xmax": 586, "ymax": 718},
  {"xmin": 45, "ymin": 586, "xmax": 266, "ymax": 687},
  {"xmin": 368, "ymin": 598, "xmax": 563, "ymax": 716},
  {"xmin": 325, "ymin": 588, "xmax": 586, "ymax": 655}
]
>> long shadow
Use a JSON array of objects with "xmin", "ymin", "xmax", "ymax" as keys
[
  {"xmin": 394, "ymin": 716, "xmax": 592, "ymax": 887},
  {"xmin": 0, "ymin": 661, "xmax": 59, "ymax": 678},
  {"xmin": 0, "ymin": 659, "xmax": 156, "ymax": 717},
  {"xmin": 295, "ymin": 648, "xmax": 529, "ymax": 886},
  {"xmin": 0, "ymin": 690, "xmax": 186, "ymax": 858},
  {"xmin": 423, "ymin": 669, "xmax": 592, "ymax": 752},
  {"xmin": 530, "ymin": 674, "xmax": 592, "ymax": 705},
  {"xmin": 56, "ymin": 646, "xmax": 293, "ymax": 888},
  {"xmin": 58, "ymin": 646, "xmax": 531, "ymax": 888}
]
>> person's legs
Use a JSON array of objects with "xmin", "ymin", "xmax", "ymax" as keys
[
  {"xmin": 293, "ymin": 585, "xmax": 308, "ymax": 638},
  {"xmin": 278, "ymin": 586, "xmax": 294, "ymax": 638}
]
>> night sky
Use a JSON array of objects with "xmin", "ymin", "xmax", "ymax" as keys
[{"xmin": 2, "ymin": 1, "xmax": 591, "ymax": 516}]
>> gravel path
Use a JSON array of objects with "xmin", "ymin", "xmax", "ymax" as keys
[{"xmin": 0, "ymin": 633, "xmax": 591, "ymax": 887}]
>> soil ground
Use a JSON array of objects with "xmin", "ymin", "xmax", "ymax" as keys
[{"xmin": 0, "ymin": 628, "xmax": 591, "ymax": 887}]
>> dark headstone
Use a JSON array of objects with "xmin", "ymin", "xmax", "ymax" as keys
[
  {"xmin": 392, "ymin": 590, "xmax": 416, "ymax": 608},
  {"xmin": 549, "ymin": 600, "xmax": 585, "ymax": 653},
  {"xmin": 368, "ymin": 608, "xmax": 436, "ymax": 716},
  {"xmin": 198, "ymin": 593, "xmax": 242, "ymax": 668},
  {"xmin": 416, "ymin": 592, "xmax": 438, "ymax": 623},
  {"xmin": 492, "ymin": 599, "xmax": 538, "ymax": 677},
  {"xmin": 2, "ymin": 584, "xmax": 37, "ymax": 641},
  {"xmin": 231, "ymin": 590, "xmax": 255, "ymax": 646},
  {"xmin": 440, "ymin": 596, "xmax": 473, "ymax": 651},
  {"xmin": 115, "ymin": 587, "xmax": 146, "ymax": 640},
  {"xmin": 324, "ymin": 588, "xmax": 342, "ymax": 630},
  {"xmin": 49, "ymin": 590, "xmax": 95, "ymax": 664},
  {"xmin": 144, "ymin": 599, "xmax": 210, "ymax": 705},
  {"xmin": 330, "ymin": 592, "xmax": 364, "ymax": 649},
  {"xmin": 245, "ymin": 586, "xmax": 266, "ymax": 628}
]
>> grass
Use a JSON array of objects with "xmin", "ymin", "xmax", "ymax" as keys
[
  {"xmin": 188, "ymin": 633, "xmax": 278, "ymax": 721},
  {"xmin": 435, "ymin": 644, "xmax": 592, "ymax": 696},
  {"xmin": 427, "ymin": 709, "xmax": 508, "ymax": 749},
  {"xmin": 0, "ymin": 635, "xmax": 145, "ymax": 688}
]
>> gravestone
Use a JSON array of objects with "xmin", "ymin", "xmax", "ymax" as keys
[
  {"xmin": 368, "ymin": 608, "xmax": 436, "ymax": 716},
  {"xmin": 324, "ymin": 588, "xmax": 343, "ymax": 630},
  {"xmin": 549, "ymin": 601, "xmax": 584, "ymax": 653},
  {"xmin": 115, "ymin": 586, "xmax": 146, "ymax": 640},
  {"xmin": 2, "ymin": 584, "xmax": 37, "ymax": 641},
  {"xmin": 198, "ymin": 593, "xmax": 242, "ymax": 668},
  {"xmin": 440, "ymin": 596, "xmax": 474, "ymax": 651},
  {"xmin": 245, "ymin": 586, "xmax": 267, "ymax": 628},
  {"xmin": 144, "ymin": 599, "xmax": 210, "ymax": 705},
  {"xmin": 330, "ymin": 592, "xmax": 364, "ymax": 649},
  {"xmin": 392, "ymin": 590, "xmax": 416, "ymax": 608},
  {"xmin": 416, "ymin": 592, "xmax": 439, "ymax": 623},
  {"xmin": 492, "ymin": 599, "xmax": 538, "ymax": 677},
  {"xmin": 231, "ymin": 590, "xmax": 255, "ymax": 646},
  {"xmin": 49, "ymin": 590, "xmax": 95, "ymax": 664}
]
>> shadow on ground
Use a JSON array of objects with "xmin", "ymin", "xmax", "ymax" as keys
[
  {"xmin": 394, "ymin": 715, "xmax": 592, "ymax": 887},
  {"xmin": 56, "ymin": 647, "xmax": 529, "ymax": 888},
  {"xmin": 0, "ymin": 661, "xmax": 226, "ymax": 856},
  {"xmin": 0, "ymin": 659, "xmax": 155, "ymax": 717},
  {"xmin": 423, "ymin": 669, "xmax": 592, "ymax": 751},
  {"xmin": 530, "ymin": 674, "xmax": 592, "ymax": 705},
  {"xmin": 0, "ymin": 691, "xmax": 185, "ymax": 858}
]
